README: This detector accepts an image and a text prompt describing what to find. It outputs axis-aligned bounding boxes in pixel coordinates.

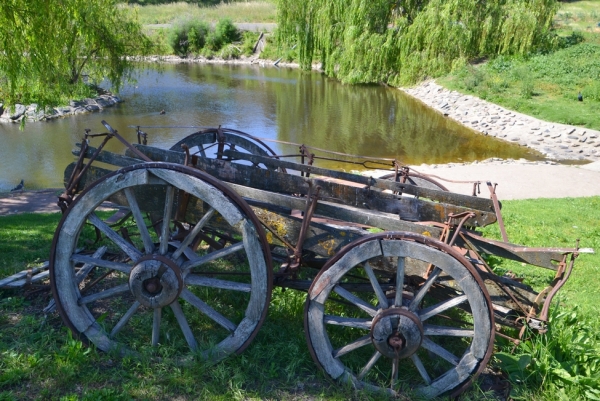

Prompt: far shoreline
[3,53,598,163]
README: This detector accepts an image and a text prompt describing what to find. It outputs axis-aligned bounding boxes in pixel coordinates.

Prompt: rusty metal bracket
[486,181,508,242]
[101,120,153,162]
[216,125,226,159]
[280,182,321,274]
[446,212,476,246]
[59,133,112,212]
[136,126,148,145]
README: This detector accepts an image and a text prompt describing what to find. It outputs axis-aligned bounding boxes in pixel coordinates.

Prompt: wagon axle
[372,308,424,360]
[129,255,183,308]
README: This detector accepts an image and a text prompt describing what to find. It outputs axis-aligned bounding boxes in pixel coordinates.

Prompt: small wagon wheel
[169,128,285,172]
[378,172,449,192]
[304,232,494,398]
[50,163,272,362]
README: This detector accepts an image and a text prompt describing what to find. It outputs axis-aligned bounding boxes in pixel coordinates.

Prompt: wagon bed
[49,121,582,398]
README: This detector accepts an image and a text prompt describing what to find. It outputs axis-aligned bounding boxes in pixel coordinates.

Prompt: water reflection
[0,63,541,192]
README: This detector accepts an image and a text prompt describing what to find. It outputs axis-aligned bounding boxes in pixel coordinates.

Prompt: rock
[2,103,26,120]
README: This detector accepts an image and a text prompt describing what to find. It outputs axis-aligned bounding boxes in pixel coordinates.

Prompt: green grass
[438,1,600,131]
[1,198,599,400]
[554,0,600,44]
[126,1,277,25]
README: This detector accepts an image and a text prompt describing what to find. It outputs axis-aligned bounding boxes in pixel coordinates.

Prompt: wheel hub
[370,307,423,359]
[129,255,183,308]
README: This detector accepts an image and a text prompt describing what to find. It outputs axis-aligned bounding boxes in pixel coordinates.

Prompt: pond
[0,63,543,192]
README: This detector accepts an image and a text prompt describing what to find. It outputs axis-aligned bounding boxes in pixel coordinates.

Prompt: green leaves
[0,0,152,107]
[277,0,560,85]
[496,306,600,399]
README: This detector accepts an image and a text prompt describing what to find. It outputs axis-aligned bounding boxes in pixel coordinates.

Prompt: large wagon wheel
[169,128,285,172]
[50,163,272,362]
[305,232,494,398]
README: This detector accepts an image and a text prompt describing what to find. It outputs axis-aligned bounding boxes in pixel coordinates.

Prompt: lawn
[126,1,277,25]
[438,1,600,132]
[1,195,599,400]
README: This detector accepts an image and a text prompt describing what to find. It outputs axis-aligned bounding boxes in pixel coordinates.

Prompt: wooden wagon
[49,121,581,398]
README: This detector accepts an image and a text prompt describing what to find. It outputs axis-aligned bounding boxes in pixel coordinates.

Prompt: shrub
[214,18,240,44]
[241,32,258,56]
[220,44,241,60]
[168,19,210,56]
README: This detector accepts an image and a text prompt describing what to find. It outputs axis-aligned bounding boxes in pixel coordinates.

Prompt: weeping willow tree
[0,0,152,107]
[276,0,558,85]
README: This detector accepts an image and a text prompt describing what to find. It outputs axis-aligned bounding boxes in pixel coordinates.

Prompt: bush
[168,19,210,57]
[220,44,241,60]
[241,32,258,56]
[214,18,240,44]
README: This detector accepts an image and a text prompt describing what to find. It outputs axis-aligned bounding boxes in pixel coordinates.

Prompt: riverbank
[401,80,600,163]
[0,93,122,123]
[141,55,600,163]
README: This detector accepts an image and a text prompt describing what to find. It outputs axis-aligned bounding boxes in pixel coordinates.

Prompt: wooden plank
[132,145,496,227]
[459,233,571,271]
[0,265,44,287]
[73,145,141,168]
[228,183,442,237]
[222,149,495,212]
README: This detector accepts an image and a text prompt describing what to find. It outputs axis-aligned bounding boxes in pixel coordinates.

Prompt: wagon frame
[49,121,581,398]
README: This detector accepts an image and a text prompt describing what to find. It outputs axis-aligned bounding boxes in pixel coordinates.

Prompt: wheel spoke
[333,285,378,317]
[71,254,131,274]
[181,242,245,272]
[152,307,162,346]
[409,267,441,312]
[410,353,432,385]
[170,301,199,351]
[110,301,141,338]
[75,246,107,284]
[324,315,371,330]
[394,257,405,307]
[391,358,399,388]
[88,213,142,261]
[159,185,176,255]
[78,283,129,305]
[124,188,155,254]
[180,289,236,332]
[332,335,371,358]
[363,262,388,309]
[421,337,460,366]
[423,324,475,337]
[172,207,216,260]
[357,351,382,380]
[185,275,251,292]
[419,294,468,321]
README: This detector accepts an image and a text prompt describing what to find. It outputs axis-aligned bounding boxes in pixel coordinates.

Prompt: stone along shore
[0,94,122,123]
[401,81,600,162]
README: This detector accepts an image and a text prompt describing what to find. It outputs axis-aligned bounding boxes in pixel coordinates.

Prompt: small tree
[0,0,152,106]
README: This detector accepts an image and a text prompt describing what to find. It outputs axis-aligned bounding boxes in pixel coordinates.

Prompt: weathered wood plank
[132,145,496,226]
[221,149,496,212]
[73,144,141,168]
[0,264,45,287]
[228,183,442,237]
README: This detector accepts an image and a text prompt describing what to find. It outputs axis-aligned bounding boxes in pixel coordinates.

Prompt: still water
[0,63,542,192]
